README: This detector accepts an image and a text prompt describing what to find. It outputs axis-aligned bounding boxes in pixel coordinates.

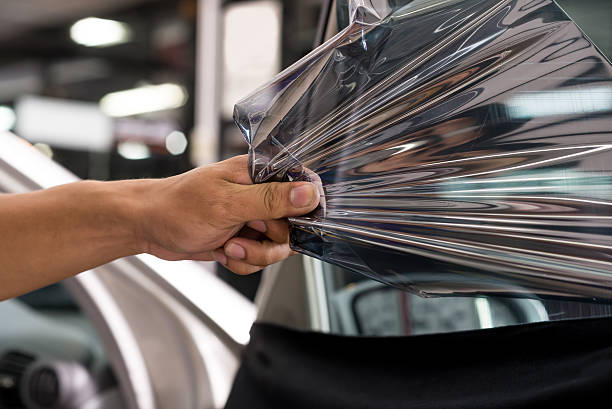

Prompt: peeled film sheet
[234,0,612,302]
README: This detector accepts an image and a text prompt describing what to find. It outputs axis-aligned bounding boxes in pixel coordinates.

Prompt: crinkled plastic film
[234,0,612,301]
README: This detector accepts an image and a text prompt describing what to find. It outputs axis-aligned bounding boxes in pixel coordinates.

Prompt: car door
[226,0,612,407]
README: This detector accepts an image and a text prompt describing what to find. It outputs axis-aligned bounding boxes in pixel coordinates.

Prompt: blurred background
[0,0,323,298]
[0,0,323,178]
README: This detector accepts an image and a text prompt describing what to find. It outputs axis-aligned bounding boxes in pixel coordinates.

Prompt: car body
[0,132,255,409]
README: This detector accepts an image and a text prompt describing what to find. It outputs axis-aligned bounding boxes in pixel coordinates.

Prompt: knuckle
[229,154,248,168]
[262,185,281,216]
[233,264,258,276]
[216,183,240,220]
[257,245,287,266]
[259,252,274,266]
[211,195,230,219]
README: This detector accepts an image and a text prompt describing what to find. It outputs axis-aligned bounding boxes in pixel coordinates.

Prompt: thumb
[232,182,320,221]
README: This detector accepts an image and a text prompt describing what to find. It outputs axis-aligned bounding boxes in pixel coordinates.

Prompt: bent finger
[224,258,264,276]
[224,237,292,267]
[246,219,290,244]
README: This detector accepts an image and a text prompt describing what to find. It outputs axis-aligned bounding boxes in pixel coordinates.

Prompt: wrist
[83,179,155,256]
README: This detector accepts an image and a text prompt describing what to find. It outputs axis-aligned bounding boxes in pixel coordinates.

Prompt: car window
[319,0,612,337]
[321,262,612,336]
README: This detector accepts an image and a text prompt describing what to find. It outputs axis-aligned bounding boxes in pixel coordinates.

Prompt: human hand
[138,155,320,274]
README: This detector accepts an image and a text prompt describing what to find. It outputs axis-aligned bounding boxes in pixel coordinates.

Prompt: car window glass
[322,263,612,336]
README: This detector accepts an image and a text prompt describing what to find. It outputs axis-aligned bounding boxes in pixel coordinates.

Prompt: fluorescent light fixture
[100,83,188,117]
[165,131,188,155]
[117,141,151,160]
[70,17,132,47]
[15,96,113,152]
[508,86,612,119]
[0,106,16,131]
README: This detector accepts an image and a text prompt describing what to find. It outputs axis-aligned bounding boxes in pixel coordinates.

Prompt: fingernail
[290,184,316,208]
[248,220,267,233]
[212,250,227,266]
[225,243,246,260]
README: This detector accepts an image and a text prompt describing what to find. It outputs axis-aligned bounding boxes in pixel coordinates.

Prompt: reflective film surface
[235,0,612,302]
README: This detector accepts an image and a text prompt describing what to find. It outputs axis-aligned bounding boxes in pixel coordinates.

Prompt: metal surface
[92,258,240,409]
[235,0,612,302]
[255,257,312,331]
[303,257,331,332]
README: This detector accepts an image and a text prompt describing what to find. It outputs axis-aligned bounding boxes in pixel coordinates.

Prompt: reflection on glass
[323,263,612,337]
[235,0,612,302]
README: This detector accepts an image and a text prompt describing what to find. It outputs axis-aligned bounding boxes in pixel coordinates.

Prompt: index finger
[246,219,290,244]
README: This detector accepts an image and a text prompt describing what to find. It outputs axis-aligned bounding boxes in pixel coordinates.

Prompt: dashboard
[0,285,124,409]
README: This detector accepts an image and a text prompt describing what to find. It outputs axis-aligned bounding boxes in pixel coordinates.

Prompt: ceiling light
[70,17,132,48]
[117,141,151,160]
[165,131,188,155]
[100,83,188,117]
[0,106,16,132]
[508,86,612,119]
[166,131,187,155]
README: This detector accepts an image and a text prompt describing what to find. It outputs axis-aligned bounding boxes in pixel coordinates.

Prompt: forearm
[0,180,148,300]
[0,155,320,299]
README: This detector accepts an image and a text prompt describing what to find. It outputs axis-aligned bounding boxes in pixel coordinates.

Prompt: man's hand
[0,154,318,300]
[139,155,320,275]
